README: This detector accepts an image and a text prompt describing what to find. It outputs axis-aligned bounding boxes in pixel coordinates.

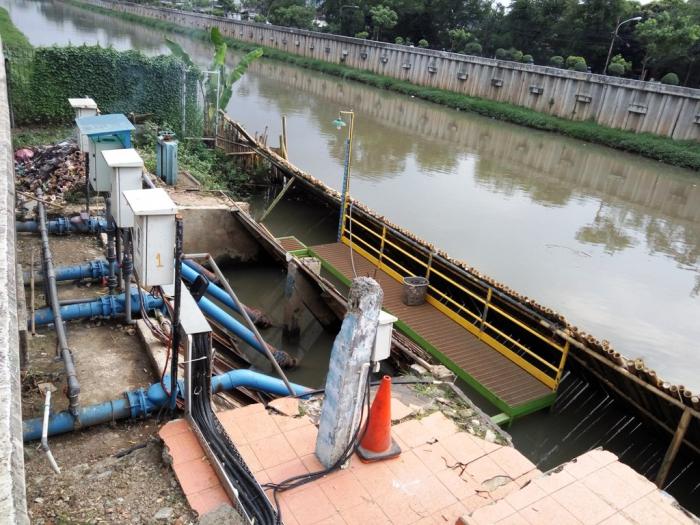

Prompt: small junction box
[102,148,144,228]
[123,188,177,287]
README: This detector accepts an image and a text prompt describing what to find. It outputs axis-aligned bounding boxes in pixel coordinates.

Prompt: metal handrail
[342,212,568,382]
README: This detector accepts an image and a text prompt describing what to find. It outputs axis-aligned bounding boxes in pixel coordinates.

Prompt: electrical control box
[102,148,144,228]
[88,135,122,192]
[68,98,98,152]
[123,188,178,287]
[372,310,398,362]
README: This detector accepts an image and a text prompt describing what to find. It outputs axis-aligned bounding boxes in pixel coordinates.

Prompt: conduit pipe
[38,195,81,417]
[23,369,311,441]
[32,290,163,327]
[17,215,107,235]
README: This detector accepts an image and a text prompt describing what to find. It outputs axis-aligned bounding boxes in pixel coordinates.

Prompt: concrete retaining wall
[0,42,29,525]
[85,0,700,141]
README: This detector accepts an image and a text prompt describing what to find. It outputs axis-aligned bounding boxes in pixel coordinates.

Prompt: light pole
[333,110,355,241]
[604,16,642,75]
[339,5,360,35]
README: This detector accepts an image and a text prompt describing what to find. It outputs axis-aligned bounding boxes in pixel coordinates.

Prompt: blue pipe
[17,216,107,235]
[181,262,242,315]
[23,369,311,441]
[196,295,265,354]
[32,290,163,326]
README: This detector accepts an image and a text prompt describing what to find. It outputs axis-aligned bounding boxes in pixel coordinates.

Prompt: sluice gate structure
[214,113,699,481]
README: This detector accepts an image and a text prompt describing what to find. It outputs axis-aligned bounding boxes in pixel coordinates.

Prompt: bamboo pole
[655,408,692,488]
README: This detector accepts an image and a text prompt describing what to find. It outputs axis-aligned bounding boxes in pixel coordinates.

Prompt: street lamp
[339,5,360,35]
[604,16,642,75]
[334,110,355,241]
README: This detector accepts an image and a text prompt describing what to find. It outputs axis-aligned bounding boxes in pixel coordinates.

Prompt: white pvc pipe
[41,390,61,474]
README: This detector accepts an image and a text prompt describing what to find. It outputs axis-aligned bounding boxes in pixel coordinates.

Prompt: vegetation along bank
[68,0,700,172]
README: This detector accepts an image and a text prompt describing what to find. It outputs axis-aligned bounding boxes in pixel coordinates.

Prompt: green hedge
[70,0,700,171]
[7,45,200,133]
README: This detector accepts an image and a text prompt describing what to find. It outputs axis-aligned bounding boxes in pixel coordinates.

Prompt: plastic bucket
[402,276,429,306]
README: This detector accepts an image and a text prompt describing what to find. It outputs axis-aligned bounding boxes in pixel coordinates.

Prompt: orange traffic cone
[357,376,402,463]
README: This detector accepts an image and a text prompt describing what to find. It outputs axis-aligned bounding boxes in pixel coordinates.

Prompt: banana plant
[165,29,263,134]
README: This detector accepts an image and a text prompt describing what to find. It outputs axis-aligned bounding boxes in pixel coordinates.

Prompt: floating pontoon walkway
[310,241,554,419]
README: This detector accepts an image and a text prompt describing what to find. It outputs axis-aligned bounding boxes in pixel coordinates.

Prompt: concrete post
[283,261,303,344]
[315,277,383,468]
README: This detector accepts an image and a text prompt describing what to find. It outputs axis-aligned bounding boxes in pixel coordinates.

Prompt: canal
[4,0,700,509]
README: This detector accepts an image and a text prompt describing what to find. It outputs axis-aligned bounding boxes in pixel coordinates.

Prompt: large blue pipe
[181,262,241,314]
[196,295,265,354]
[23,369,310,441]
[17,216,107,235]
[32,290,163,326]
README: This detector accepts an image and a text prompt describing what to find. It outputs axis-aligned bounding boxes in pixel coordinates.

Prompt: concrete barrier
[84,0,700,141]
[0,42,29,524]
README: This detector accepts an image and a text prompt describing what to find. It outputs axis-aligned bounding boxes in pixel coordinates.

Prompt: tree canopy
[234,0,700,86]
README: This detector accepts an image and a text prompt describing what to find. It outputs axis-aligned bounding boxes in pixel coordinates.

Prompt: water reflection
[3,0,699,389]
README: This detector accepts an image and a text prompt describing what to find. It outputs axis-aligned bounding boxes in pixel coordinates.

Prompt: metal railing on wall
[339,202,570,390]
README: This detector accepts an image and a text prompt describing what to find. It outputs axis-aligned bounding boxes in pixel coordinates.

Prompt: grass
[0,6,32,54]
[68,0,700,172]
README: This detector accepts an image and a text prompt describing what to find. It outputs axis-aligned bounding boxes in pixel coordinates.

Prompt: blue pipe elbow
[23,369,311,441]
[213,369,311,397]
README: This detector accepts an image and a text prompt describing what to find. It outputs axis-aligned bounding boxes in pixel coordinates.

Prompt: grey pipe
[38,195,81,417]
[105,197,117,295]
[123,229,134,324]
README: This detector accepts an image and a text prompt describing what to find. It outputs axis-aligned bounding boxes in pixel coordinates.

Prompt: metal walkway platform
[307,241,555,419]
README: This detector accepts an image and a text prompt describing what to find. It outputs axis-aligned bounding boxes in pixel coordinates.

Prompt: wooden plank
[312,242,552,409]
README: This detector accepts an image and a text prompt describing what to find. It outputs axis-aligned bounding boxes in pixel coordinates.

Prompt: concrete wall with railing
[88,0,700,141]
[0,41,29,525]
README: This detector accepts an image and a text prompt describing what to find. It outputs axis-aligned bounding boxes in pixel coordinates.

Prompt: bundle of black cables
[263,372,372,524]
[190,332,279,524]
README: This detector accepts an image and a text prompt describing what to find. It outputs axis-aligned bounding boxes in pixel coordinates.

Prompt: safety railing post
[378,225,387,268]
[479,287,493,333]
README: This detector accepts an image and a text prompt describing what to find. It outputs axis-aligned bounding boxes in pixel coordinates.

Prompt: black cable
[265,368,374,524]
[190,332,278,524]
[170,216,184,413]
[290,377,438,398]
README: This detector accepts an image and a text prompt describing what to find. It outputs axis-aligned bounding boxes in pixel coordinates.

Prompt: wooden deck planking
[277,236,306,252]
[311,242,552,409]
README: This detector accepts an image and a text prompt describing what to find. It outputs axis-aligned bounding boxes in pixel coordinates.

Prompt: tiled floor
[160,399,697,525]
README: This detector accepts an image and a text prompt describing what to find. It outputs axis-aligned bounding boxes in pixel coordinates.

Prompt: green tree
[636,2,700,80]
[269,4,315,28]
[464,42,483,55]
[660,71,679,84]
[418,38,429,48]
[566,55,587,70]
[448,28,473,52]
[607,62,625,75]
[355,31,369,39]
[549,55,564,67]
[370,5,399,40]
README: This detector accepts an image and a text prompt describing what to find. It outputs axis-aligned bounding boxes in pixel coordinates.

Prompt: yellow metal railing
[339,207,570,390]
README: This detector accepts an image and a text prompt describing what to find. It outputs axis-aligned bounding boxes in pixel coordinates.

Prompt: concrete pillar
[283,261,303,344]
[315,277,383,468]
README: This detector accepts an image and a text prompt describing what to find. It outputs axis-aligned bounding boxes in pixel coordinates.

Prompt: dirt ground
[19,233,196,524]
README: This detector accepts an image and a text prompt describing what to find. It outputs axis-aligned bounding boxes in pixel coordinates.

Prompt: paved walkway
[159,397,697,524]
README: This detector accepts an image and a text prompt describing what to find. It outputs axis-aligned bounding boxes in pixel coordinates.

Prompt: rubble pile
[15,141,85,201]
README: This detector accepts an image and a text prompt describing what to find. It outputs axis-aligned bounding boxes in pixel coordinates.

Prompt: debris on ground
[15,140,84,203]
